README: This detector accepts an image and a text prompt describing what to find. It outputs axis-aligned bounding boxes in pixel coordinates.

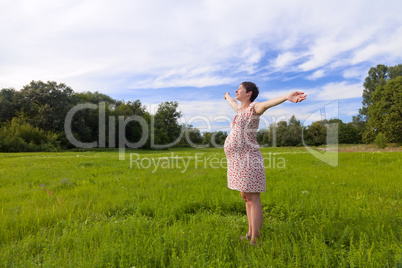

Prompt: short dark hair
[241,81,259,102]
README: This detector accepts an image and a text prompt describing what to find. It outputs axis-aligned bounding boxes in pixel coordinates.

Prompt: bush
[374,132,387,149]
[0,118,60,152]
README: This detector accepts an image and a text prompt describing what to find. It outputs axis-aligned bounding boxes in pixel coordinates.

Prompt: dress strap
[250,102,261,116]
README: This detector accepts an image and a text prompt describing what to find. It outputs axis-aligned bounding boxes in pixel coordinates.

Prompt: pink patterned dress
[224,102,266,193]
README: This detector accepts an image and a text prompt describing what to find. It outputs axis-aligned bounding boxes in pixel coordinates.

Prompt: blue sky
[1,0,402,131]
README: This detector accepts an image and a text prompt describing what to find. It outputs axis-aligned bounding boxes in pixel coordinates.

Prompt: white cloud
[176,100,235,132]
[351,26,402,64]
[342,66,368,81]
[0,0,401,97]
[259,89,304,100]
[297,28,376,72]
[316,82,363,100]
[257,85,363,125]
[271,52,303,70]
[307,69,325,80]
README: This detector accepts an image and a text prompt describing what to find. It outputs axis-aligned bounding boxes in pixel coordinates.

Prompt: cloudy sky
[1,0,401,130]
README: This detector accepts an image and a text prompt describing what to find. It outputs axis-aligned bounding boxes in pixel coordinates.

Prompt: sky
[1,0,402,131]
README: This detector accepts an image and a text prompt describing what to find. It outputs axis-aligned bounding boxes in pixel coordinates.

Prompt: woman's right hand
[224,92,229,99]
[286,91,307,103]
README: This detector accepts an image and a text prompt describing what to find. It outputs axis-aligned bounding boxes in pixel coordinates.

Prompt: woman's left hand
[286,91,307,103]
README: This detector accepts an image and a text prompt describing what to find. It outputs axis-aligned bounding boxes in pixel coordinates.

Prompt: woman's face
[235,85,251,101]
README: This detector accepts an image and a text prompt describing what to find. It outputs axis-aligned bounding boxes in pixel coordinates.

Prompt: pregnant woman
[224,82,306,245]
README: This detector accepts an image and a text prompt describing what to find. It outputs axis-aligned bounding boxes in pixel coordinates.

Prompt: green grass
[0,147,401,267]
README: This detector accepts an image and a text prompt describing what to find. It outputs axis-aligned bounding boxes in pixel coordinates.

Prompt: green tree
[357,64,402,126]
[186,126,203,146]
[114,100,148,147]
[272,117,302,147]
[212,131,228,146]
[388,64,402,79]
[287,115,302,146]
[256,129,267,145]
[305,120,327,146]
[359,64,389,123]
[0,88,18,124]
[374,132,387,149]
[178,124,203,147]
[264,123,276,146]
[67,91,118,147]
[275,121,289,147]
[16,81,75,132]
[154,101,182,145]
[114,100,144,116]
[200,131,227,147]
[350,115,364,143]
[74,91,116,104]
[364,76,402,144]
[327,119,360,144]
[202,132,213,147]
[342,122,361,144]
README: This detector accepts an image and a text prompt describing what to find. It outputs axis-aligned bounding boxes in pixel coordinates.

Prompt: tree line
[354,64,402,144]
[0,64,400,152]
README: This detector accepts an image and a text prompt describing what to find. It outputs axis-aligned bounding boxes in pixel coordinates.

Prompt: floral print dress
[224,102,266,193]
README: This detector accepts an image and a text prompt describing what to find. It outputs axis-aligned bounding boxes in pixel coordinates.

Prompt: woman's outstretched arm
[224,92,239,112]
[254,91,306,115]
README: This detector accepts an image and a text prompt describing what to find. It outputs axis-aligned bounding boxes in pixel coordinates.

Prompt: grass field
[0,147,401,267]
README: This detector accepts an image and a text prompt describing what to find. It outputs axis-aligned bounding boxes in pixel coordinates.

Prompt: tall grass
[0,148,401,267]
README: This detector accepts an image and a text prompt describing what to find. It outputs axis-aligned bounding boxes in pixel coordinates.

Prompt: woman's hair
[241,81,259,102]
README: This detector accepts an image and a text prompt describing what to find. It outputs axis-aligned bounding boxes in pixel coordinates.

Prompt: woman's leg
[244,192,263,244]
[241,192,252,237]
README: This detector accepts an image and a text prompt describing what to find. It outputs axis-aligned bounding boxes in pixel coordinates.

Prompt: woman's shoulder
[250,102,261,115]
